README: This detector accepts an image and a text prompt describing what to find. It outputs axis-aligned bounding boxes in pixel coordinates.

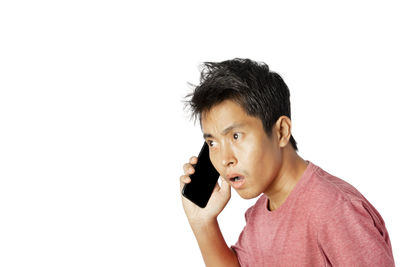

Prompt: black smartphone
[182,142,220,208]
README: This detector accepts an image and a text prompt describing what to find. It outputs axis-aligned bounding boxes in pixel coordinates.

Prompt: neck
[264,148,308,211]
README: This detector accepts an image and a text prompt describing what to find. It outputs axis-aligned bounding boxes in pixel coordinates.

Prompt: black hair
[185,58,298,151]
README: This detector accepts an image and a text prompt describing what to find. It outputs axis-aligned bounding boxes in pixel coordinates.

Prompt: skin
[179,99,309,266]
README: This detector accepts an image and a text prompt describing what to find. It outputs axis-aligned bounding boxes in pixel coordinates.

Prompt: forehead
[202,99,245,119]
[201,100,257,132]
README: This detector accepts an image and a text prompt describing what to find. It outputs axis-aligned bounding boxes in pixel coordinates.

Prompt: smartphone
[182,142,220,208]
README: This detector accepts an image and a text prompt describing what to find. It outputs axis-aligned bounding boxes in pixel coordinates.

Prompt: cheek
[236,143,262,173]
[245,137,266,159]
[248,148,267,174]
[240,138,276,177]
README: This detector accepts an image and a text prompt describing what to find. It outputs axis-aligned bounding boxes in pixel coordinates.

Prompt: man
[179,58,395,266]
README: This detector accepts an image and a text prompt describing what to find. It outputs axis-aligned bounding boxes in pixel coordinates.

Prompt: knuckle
[185,164,193,173]
[180,175,189,184]
[183,163,189,171]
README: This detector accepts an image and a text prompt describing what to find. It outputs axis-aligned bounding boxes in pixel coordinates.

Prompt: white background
[1,1,399,266]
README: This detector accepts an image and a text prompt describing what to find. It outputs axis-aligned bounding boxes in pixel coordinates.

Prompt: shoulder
[306,163,387,234]
[306,163,367,210]
[306,166,394,265]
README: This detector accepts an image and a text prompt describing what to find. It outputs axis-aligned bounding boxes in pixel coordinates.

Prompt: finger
[180,175,191,191]
[220,178,231,194]
[183,163,195,175]
[180,175,191,184]
[189,156,198,165]
[212,180,221,193]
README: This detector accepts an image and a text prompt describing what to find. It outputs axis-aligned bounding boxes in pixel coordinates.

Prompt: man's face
[202,100,283,199]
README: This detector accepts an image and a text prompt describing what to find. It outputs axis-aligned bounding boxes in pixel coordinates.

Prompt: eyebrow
[203,123,245,139]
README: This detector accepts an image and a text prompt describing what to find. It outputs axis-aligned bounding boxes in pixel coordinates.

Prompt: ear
[275,116,292,148]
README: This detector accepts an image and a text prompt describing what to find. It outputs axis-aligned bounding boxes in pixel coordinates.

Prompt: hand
[180,156,231,227]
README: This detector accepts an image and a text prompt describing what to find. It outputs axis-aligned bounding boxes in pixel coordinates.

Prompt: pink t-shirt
[231,161,395,266]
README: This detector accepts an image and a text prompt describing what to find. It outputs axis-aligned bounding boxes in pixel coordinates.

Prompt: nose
[221,144,237,167]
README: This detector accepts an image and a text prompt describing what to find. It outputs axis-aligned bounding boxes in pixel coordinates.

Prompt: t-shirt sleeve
[317,199,395,266]
[231,206,254,267]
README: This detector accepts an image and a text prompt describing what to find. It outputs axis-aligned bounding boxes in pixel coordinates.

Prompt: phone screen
[182,142,220,208]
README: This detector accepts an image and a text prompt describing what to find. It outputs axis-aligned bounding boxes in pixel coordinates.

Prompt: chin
[237,189,261,200]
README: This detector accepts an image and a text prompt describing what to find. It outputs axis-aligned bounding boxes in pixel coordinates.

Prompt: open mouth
[229,175,245,189]
[230,176,243,182]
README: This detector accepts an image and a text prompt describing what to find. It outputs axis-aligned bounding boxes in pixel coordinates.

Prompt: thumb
[220,178,231,195]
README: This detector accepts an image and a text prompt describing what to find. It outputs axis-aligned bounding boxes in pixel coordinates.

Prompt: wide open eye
[207,140,215,147]
[233,133,241,140]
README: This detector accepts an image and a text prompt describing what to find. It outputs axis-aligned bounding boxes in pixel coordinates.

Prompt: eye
[233,133,241,140]
[207,140,215,147]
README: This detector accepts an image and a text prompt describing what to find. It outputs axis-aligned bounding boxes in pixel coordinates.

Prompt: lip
[226,173,246,189]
